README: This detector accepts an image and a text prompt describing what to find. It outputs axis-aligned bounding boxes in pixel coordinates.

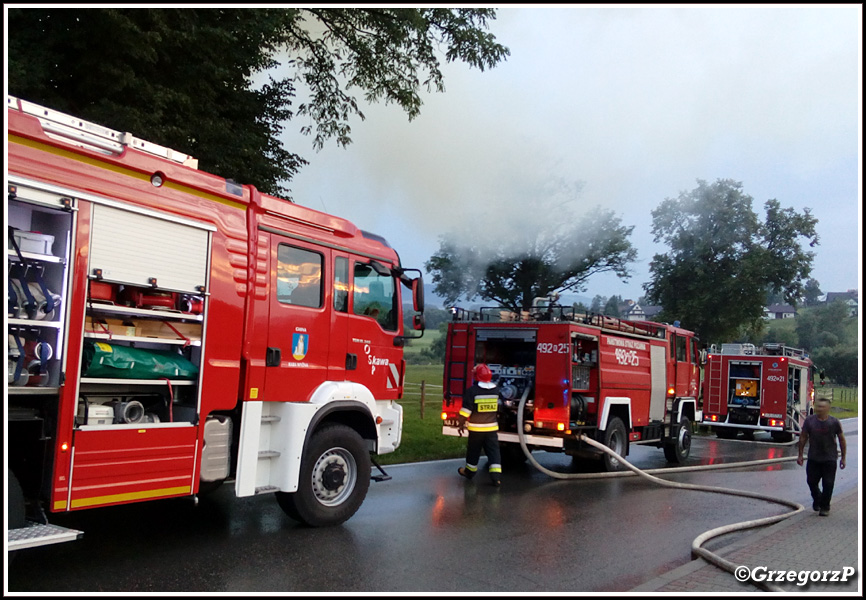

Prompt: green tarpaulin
[82,341,199,380]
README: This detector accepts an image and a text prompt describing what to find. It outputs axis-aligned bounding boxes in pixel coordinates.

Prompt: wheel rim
[311,447,357,507]
[678,424,691,456]
[608,428,624,466]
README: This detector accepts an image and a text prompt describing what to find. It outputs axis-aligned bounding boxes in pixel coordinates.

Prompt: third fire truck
[702,342,815,442]
[441,300,702,470]
[7,96,425,550]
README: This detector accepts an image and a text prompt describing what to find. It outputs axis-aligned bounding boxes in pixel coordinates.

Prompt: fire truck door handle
[346,353,358,370]
[266,347,281,367]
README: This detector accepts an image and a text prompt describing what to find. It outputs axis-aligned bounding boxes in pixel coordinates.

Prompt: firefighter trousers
[464,430,502,481]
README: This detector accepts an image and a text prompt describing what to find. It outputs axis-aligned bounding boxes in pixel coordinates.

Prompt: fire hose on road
[516,391,803,592]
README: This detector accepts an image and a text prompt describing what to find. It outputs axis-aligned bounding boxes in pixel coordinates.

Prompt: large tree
[8,8,509,198]
[644,179,818,344]
[425,207,636,311]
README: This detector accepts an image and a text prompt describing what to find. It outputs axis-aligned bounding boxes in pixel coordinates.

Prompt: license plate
[444,417,460,427]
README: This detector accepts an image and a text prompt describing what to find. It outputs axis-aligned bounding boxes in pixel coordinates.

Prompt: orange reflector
[61,442,69,452]
[441,412,448,421]
[376,416,383,424]
[667,387,675,396]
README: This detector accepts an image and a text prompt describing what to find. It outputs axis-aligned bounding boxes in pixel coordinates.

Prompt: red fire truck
[6,96,425,549]
[440,301,702,471]
[702,343,815,442]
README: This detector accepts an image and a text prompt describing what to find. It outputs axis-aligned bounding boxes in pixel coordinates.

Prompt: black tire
[664,417,692,464]
[772,431,794,443]
[9,470,27,529]
[715,426,738,439]
[500,442,529,466]
[601,417,628,472]
[276,424,371,527]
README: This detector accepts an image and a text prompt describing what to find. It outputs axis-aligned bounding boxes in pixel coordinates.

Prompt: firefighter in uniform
[458,363,503,486]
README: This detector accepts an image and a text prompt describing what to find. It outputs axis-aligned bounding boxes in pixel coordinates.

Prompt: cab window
[675,335,688,362]
[353,263,397,331]
[276,245,323,308]
[334,256,349,313]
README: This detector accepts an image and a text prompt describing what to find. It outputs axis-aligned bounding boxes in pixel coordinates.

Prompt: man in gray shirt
[797,397,847,516]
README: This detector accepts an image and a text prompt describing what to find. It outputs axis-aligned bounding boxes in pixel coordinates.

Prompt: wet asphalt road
[7,419,858,593]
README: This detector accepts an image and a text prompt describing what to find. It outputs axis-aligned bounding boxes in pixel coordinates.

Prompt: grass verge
[377,363,466,465]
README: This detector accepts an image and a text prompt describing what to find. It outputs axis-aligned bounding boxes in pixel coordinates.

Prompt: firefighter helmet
[473,363,492,383]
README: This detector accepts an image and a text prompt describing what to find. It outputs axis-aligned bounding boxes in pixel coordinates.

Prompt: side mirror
[412,276,424,314]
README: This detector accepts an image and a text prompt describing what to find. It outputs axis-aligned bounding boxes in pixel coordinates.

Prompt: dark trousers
[806,460,837,510]
[464,431,502,475]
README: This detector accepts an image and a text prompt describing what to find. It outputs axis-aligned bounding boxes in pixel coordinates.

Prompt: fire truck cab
[702,342,815,442]
[7,96,425,549]
[441,302,702,470]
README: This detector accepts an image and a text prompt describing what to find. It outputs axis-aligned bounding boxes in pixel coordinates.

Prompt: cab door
[671,333,695,397]
[264,236,330,402]
[329,253,350,381]
[345,258,402,399]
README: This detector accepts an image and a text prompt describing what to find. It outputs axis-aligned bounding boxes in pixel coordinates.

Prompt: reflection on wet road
[8,419,857,593]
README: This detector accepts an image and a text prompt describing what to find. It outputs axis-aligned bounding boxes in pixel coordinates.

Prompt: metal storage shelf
[8,250,65,264]
[86,303,203,322]
[80,378,197,386]
[83,332,201,346]
[8,318,63,329]
[8,387,61,396]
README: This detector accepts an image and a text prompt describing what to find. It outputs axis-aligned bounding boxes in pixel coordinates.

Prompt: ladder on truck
[706,357,724,415]
[7,95,198,167]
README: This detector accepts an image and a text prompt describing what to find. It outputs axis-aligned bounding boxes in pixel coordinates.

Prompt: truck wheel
[276,424,371,527]
[771,431,794,443]
[664,418,692,464]
[500,442,528,466]
[601,417,627,472]
[715,427,738,439]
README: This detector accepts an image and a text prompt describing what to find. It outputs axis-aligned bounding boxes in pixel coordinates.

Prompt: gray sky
[280,5,862,307]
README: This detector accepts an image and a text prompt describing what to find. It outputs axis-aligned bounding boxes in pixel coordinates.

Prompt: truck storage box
[734,379,758,397]
[77,403,114,426]
[12,230,55,255]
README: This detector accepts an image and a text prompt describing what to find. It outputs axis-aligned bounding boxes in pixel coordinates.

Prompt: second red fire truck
[441,300,702,470]
[702,342,815,442]
[7,96,425,550]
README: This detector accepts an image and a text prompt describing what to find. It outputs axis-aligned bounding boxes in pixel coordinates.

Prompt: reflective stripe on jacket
[461,383,500,432]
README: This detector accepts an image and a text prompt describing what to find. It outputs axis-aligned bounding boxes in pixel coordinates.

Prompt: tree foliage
[794,300,851,352]
[425,207,637,311]
[812,345,858,387]
[643,179,818,344]
[8,7,509,198]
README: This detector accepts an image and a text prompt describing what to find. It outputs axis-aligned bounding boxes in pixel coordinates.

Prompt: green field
[820,385,859,419]
[378,362,466,465]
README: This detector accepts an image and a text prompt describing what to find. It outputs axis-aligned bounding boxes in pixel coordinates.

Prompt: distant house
[618,299,646,321]
[824,290,858,317]
[642,305,664,321]
[764,304,797,320]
